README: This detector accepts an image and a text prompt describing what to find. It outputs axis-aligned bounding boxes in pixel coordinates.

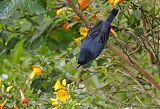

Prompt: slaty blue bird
[77,8,118,67]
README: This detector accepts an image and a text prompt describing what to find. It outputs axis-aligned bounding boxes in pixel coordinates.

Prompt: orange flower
[62,22,70,30]
[32,65,42,76]
[72,15,80,20]
[28,65,42,81]
[19,89,28,105]
[78,0,90,11]
[0,99,7,109]
[108,0,125,6]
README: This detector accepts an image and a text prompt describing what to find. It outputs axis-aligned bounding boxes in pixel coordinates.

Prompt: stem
[65,0,91,28]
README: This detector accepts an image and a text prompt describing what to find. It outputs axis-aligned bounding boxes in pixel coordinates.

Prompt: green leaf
[0,0,46,19]
[92,74,101,88]
[101,66,107,74]
[27,0,46,14]
[132,10,141,20]
[0,42,5,52]
[0,0,29,19]
[0,0,19,19]
[11,40,24,63]
[30,18,52,43]
[47,28,74,49]
[36,0,47,9]
[135,26,144,37]
[150,7,155,15]
[6,36,19,53]
[55,18,64,25]
[118,11,124,20]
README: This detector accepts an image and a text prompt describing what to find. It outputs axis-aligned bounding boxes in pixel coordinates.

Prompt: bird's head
[78,48,92,66]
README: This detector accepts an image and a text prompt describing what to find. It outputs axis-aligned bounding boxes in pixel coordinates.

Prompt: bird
[77,8,118,67]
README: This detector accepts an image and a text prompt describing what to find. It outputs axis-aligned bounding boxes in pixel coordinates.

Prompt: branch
[107,44,160,89]
[65,0,91,28]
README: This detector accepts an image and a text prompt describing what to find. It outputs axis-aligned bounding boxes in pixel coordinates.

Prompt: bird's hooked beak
[76,64,81,69]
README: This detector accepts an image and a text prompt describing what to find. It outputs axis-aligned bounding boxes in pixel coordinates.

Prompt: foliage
[0,0,160,108]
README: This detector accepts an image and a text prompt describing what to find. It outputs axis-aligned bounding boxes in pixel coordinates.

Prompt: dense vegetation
[0,0,160,108]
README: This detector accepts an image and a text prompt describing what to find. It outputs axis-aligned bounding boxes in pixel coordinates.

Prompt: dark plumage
[78,8,118,66]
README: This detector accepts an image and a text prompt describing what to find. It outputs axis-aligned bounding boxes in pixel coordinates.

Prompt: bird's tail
[101,8,118,31]
[106,8,118,24]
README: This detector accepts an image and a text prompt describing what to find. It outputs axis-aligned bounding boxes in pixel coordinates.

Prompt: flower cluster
[56,7,81,31]
[51,79,69,108]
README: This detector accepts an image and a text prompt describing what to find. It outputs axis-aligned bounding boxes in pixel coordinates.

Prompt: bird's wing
[85,21,103,39]
[98,30,110,44]
[80,21,103,49]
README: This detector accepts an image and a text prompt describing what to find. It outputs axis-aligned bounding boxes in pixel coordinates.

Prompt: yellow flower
[50,98,59,106]
[54,79,69,101]
[74,36,85,45]
[14,104,19,109]
[79,27,89,37]
[54,80,66,91]
[6,86,13,93]
[56,89,69,101]
[56,9,62,16]
[108,0,125,6]
[110,27,117,36]
[74,27,89,45]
